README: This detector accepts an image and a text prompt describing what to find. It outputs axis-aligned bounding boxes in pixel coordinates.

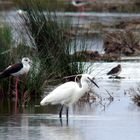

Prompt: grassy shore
[0,0,91,105]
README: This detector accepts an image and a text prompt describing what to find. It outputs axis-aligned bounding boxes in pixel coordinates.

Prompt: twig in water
[105,89,114,101]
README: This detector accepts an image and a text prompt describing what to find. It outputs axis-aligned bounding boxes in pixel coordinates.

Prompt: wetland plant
[0,0,91,104]
[132,94,140,106]
[0,25,13,95]
[0,24,38,101]
[20,0,87,81]
[104,31,140,56]
[129,87,140,107]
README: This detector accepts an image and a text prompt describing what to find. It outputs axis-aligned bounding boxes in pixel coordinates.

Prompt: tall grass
[0,26,34,97]
[14,0,90,104]
[14,0,65,11]
[0,0,90,104]
[21,0,86,81]
[0,26,12,95]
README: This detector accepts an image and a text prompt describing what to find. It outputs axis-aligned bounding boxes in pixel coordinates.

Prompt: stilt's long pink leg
[15,77,19,113]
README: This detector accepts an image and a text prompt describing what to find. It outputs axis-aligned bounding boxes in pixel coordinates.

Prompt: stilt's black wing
[0,63,23,78]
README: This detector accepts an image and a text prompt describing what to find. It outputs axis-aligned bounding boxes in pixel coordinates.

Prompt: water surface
[0,62,140,140]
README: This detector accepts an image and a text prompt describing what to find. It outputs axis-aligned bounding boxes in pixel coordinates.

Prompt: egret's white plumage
[41,82,83,106]
[40,74,99,120]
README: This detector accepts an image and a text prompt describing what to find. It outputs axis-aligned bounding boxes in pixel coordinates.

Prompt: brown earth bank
[72,50,121,62]
[72,29,140,62]
[1,0,140,13]
[104,31,140,56]
[66,0,140,13]
[0,1,14,10]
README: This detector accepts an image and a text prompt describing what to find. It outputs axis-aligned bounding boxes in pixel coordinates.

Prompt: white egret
[40,74,99,121]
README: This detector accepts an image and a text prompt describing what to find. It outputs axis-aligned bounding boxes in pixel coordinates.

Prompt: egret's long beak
[88,77,99,88]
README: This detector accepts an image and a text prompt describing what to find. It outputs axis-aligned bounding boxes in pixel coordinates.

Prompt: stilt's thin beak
[88,77,99,88]
[29,60,33,65]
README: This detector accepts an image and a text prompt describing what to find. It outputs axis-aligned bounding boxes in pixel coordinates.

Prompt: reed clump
[21,0,86,81]
[0,0,89,104]
[104,31,140,56]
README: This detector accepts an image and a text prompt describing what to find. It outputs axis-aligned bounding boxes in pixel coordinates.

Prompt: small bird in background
[72,0,88,7]
[40,74,99,124]
[107,64,122,78]
[71,0,90,12]
[17,9,26,15]
[0,57,31,109]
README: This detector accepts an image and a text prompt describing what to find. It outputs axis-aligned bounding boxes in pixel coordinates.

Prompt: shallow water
[0,61,140,140]
[0,98,140,140]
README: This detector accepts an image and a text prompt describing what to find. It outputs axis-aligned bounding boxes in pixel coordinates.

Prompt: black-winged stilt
[107,64,122,78]
[0,57,31,108]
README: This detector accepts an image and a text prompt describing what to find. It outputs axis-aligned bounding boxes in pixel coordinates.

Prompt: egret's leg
[66,107,69,125]
[60,117,63,126]
[59,105,64,119]
[66,107,69,119]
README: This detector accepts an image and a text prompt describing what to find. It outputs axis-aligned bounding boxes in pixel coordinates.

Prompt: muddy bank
[0,1,14,10]
[68,0,140,13]
[72,50,120,62]
[67,1,140,13]
[3,0,140,13]
[104,31,140,56]
[72,30,140,61]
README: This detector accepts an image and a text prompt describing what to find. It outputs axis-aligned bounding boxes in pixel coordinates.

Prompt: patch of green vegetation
[0,25,13,95]
[21,0,86,80]
[0,0,91,104]
[14,0,65,11]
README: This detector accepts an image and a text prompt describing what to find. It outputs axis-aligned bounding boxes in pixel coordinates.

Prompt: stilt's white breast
[11,64,30,76]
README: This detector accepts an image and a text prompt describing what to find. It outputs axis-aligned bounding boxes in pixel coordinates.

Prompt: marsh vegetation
[0,0,93,105]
